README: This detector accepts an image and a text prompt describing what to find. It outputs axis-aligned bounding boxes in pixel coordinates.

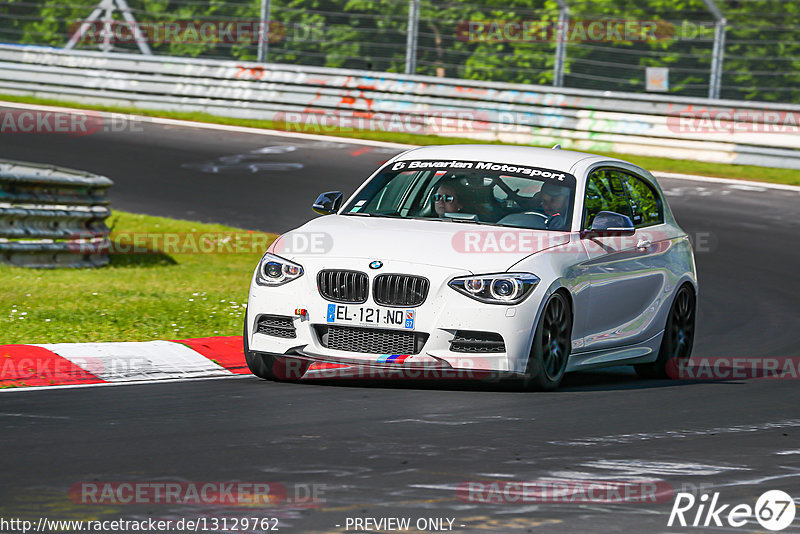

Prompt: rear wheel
[522,291,572,391]
[243,321,309,381]
[634,284,696,379]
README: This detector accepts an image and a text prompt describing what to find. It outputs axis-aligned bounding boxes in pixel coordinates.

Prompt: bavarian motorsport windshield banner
[386,159,577,185]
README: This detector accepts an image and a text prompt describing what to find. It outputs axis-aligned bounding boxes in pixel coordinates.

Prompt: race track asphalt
[1,111,799,533]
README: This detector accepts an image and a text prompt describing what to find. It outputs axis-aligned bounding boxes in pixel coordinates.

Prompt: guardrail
[0,159,113,268]
[0,44,799,169]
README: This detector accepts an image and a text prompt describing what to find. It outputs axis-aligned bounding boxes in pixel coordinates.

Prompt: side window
[620,172,663,227]
[583,169,632,229]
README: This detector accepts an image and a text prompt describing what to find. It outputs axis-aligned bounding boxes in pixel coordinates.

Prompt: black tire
[243,322,309,381]
[522,291,572,391]
[634,284,696,379]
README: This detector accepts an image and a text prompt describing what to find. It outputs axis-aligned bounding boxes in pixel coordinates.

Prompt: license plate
[326,304,415,329]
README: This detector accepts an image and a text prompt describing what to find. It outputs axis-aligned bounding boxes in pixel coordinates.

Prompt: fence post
[405,0,420,75]
[65,0,152,55]
[258,0,272,63]
[709,19,726,99]
[553,0,569,87]
[701,0,726,99]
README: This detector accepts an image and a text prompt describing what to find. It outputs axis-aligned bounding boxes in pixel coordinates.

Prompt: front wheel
[522,291,572,391]
[243,321,309,381]
[634,284,696,379]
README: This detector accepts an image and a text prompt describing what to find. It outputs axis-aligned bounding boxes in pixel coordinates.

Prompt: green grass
[0,211,276,344]
[2,92,798,186]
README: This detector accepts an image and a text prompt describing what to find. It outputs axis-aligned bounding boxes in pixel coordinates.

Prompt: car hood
[269,215,571,272]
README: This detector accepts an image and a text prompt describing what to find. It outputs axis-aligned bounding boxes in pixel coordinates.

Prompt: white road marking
[728,184,767,192]
[548,419,800,446]
[580,459,748,476]
[653,171,800,192]
[0,412,70,419]
[547,470,667,481]
[714,470,800,489]
[35,340,233,382]
[0,374,251,394]
[384,418,479,425]
[0,100,413,149]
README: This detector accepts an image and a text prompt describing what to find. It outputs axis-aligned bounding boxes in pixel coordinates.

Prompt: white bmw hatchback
[244,145,697,390]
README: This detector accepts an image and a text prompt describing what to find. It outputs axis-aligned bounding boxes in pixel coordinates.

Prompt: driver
[538,183,569,217]
[535,183,570,230]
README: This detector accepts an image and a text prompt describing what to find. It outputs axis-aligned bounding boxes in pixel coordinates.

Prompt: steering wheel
[526,211,549,223]
[546,213,567,230]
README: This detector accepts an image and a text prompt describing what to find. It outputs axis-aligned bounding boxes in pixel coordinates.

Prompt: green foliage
[0,0,797,102]
[0,211,276,344]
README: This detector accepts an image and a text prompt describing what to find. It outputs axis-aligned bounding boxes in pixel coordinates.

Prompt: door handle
[637,239,652,250]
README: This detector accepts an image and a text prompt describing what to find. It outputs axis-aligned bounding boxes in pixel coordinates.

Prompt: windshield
[341,159,577,231]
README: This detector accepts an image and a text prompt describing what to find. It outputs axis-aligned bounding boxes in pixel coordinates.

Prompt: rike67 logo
[669,490,796,531]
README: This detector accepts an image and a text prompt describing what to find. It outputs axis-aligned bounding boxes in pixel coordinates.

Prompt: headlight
[255,253,304,286]
[449,273,539,304]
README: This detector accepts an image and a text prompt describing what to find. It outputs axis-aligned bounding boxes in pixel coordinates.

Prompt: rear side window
[583,169,632,230]
[620,172,663,227]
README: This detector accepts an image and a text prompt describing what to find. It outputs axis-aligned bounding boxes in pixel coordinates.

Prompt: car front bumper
[246,259,547,375]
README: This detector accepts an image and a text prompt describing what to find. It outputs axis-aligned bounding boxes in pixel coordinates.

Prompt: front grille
[373,274,430,307]
[314,325,428,355]
[256,314,296,338]
[318,270,368,303]
[450,330,506,353]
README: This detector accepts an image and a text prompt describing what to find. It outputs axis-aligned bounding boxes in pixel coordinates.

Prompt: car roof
[392,144,630,175]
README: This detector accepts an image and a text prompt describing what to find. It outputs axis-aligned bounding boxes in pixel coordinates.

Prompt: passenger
[433,181,466,217]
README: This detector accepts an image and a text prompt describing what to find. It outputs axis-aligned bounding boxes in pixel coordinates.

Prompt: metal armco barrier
[0,159,113,268]
[0,44,799,169]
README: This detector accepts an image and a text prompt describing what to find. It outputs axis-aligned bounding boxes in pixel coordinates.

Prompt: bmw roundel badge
[369,260,383,269]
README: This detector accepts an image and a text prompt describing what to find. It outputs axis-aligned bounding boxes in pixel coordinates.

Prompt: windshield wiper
[441,217,484,225]
[343,212,406,219]
[344,213,524,227]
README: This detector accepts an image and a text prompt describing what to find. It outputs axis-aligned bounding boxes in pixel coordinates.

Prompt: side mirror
[581,211,635,237]
[312,191,343,215]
